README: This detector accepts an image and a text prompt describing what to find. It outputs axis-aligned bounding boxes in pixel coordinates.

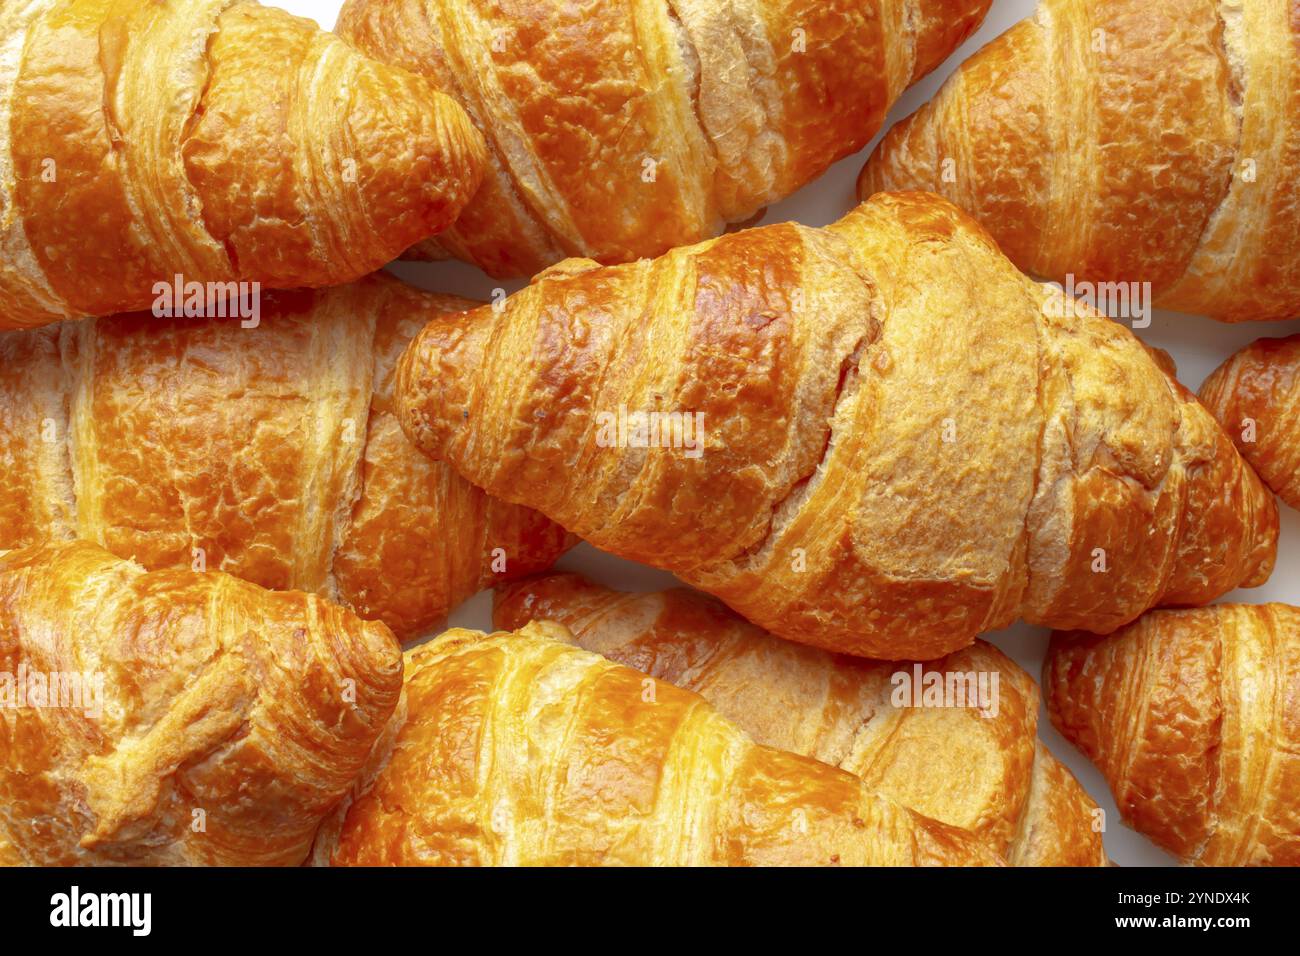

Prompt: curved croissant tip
[490,572,590,629]
[340,58,488,243]
[909,0,995,83]
[490,578,536,630]
[340,613,404,688]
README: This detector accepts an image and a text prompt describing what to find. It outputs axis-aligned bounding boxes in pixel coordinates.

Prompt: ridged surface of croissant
[396,191,1277,660]
[0,274,569,642]
[1199,334,1300,510]
[1046,604,1300,866]
[0,539,403,866]
[0,0,486,329]
[493,572,1108,866]
[336,0,991,277]
[858,0,1300,322]
[323,620,1003,866]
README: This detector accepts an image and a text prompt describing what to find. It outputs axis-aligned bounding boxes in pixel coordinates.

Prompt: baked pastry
[1046,604,1300,866]
[0,0,486,329]
[0,274,569,642]
[320,620,1003,866]
[857,0,1300,322]
[336,0,992,277]
[1199,334,1300,510]
[494,572,1108,866]
[0,539,402,866]
[395,191,1278,660]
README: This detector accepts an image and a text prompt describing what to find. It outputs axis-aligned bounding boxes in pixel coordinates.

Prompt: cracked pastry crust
[1199,333,1300,510]
[395,191,1278,661]
[0,539,403,866]
[336,0,992,277]
[0,0,486,329]
[1046,604,1300,866]
[0,274,570,642]
[321,620,1003,866]
[493,572,1109,866]
[859,0,1300,322]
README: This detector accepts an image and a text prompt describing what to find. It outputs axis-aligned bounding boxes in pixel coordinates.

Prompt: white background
[286,0,1300,866]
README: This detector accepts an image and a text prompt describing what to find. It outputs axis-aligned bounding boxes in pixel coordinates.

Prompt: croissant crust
[493,572,1108,866]
[324,620,1003,866]
[0,274,570,642]
[396,191,1277,660]
[0,540,402,866]
[1046,604,1300,866]
[0,0,486,328]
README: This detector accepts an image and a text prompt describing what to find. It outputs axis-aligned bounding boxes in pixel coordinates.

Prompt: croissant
[857,0,1300,323]
[335,0,992,277]
[0,539,402,866]
[0,0,486,329]
[493,572,1108,866]
[320,620,1002,866]
[1198,334,1300,510]
[1045,604,1300,866]
[395,191,1278,660]
[0,274,569,642]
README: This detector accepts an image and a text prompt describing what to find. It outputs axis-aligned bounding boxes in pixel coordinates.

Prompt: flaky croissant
[0,540,402,866]
[0,274,569,642]
[858,0,1300,322]
[1199,334,1300,511]
[1046,604,1300,866]
[396,191,1277,661]
[494,573,1108,866]
[0,0,486,329]
[320,620,1002,866]
[336,0,991,277]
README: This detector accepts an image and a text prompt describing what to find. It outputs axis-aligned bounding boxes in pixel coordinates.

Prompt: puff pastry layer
[338,0,991,276]
[859,0,1300,322]
[396,191,1277,660]
[0,0,485,328]
[1199,334,1300,510]
[494,572,1108,865]
[1047,604,1300,865]
[0,540,401,866]
[322,621,1003,866]
[0,274,569,641]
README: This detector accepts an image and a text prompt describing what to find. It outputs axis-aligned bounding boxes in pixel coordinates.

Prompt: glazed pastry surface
[1199,334,1300,510]
[859,0,1300,322]
[494,572,1109,866]
[396,191,1277,660]
[1046,604,1300,866]
[0,274,569,641]
[0,0,485,328]
[0,540,402,866]
[337,0,992,276]
[324,620,1003,866]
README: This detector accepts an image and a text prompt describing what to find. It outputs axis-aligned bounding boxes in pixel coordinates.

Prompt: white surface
[288,0,1300,866]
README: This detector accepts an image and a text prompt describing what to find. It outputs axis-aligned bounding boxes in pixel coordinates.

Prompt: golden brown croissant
[0,539,402,866]
[1199,334,1300,510]
[320,620,1003,866]
[493,572,1108,866]
[395,191,1278,660]
[1046,604,1300,866]
[335,0,992,277]
[0,274,569,642]
[0,0,486,329]
[857,0,1300,322]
